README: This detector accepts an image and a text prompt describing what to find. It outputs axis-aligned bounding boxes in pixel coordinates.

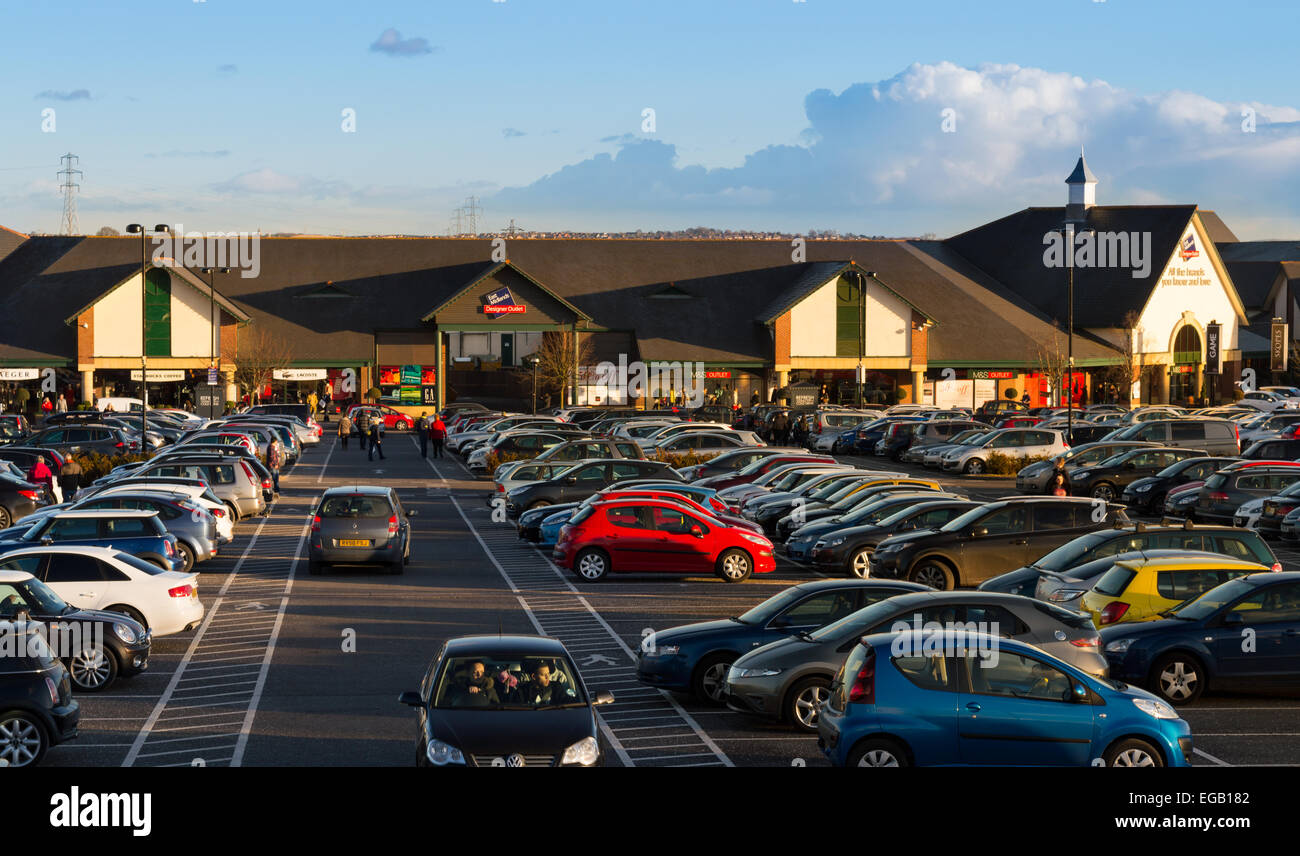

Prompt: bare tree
[1096,311,1143,405]
[222,327,294,404]
[96,226,120,236]
[531,329,593,405]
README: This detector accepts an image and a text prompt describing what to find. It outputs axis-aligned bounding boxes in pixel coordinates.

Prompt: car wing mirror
[689,525,704,537]
[565,476,577,484]
[1072,682,1088,702]
[594,690,615,706]
[397,690,423,707]
[970,526,988,538]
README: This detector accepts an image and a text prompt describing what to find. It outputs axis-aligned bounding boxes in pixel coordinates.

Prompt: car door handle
[1010,539,1027,545]
[606,533,618,539]
[966,702,981,712]
[79,592,96,598]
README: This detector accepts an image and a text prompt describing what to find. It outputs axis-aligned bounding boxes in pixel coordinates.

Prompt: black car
[505,459,683,516]
[1066,424,1121,446]
[869,497,1128,589]
[398,635,613,767]
[782,492,967,560]
[0,418,30,446]
[1121,456,1239,514]
[1241,437,1300,460]
[1101,572,1300,705]
[1067,446,1208,501]
[810,499,982,577]
[0,446,68,474]
[0,566,150,691]
[308,486,414,574]
[774,480,946,540]
[26,424,136,456]
[1195,462,1300,524]
[0,474,42,529]
[0,620,79,766]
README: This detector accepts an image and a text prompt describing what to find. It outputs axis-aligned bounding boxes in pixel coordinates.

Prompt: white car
[940,428,1068,475]
[634,422,734,448]
[0,545,203,636]
[1233,497,1266,530]
[613,419,680,440]
[450,415,556,453]
[1238,391,1289,412]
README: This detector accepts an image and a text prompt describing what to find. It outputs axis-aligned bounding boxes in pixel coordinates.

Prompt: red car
[994,416,1044,429]
[597,488,763,533]
[346,405,415,431]
[553,498,776,582]
[695,454,836,491]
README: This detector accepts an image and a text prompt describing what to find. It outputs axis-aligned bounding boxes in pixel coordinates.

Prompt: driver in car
[518,661,576,706]
[447,660,500,707]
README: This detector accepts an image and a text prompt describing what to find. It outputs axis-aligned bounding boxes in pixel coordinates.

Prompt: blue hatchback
[1101,572,1300,706]
[818,631,1192,767]
[0,509,183,572]
[636,579,930,703]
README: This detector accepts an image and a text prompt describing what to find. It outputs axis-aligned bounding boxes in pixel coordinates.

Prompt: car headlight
[1133,697,1179,720]
[827,536,845,547]
[1071,469,1091,479]
[646,644,680,656]
[561,736,601,766]
[876,543,901,555]
[112,622,138,643]
[739,533,771,547]
[1047,588,1086,603]
[1105,638,1135,653]
[425,739,466,766]
[1134,483,1152,492]
[729,666,782,680]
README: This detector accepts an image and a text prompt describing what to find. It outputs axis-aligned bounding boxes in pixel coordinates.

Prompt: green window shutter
[144,269,171,357]
[835,279,861,357]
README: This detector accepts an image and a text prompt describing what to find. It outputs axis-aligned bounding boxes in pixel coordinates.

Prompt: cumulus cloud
[502,128,526,138]
[493,62,1300,236]
[370,28,436,57]
[36,89,90,101]
[211,168,347,198]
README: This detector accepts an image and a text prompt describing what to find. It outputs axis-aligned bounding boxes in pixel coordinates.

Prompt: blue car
[0,509,183,572]
[1101,572,1300,706]
[818,630,1192,767]
[636,579,930,703]
[849,418,924,456]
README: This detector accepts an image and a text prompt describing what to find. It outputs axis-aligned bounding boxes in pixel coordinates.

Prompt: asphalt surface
[41,437,1300,768]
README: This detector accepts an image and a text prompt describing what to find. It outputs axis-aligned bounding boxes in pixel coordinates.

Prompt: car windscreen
[738,587,806,624]
[432,655,586,709]
[319,495,393,518]
[1167,577,1259,622]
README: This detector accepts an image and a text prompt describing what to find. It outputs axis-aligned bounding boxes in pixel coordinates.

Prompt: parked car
[1066,446,1208,501]
[782,492,969,560]
[133,456,267,520]
[674,447,792,482]
[651,431,759,459]
[1237,410,1300,446]
[0,620,79,766]
[398,635,613,766]
[0,568,150,692]
[0,510,182,572]
[899,420,984,463]
[1241,437,1300,460]
[1120,456,1239,514]
[1080,555,1270,628]
[0,545,202,635]
[725,591,1107,733]
[307,486,415,575]
[869,497,1127,589]
[25,424,137,456]
[553,498,776,582]
[1242,480,1300,536]
[920,429,992,468]
[810,499,983,577]
[495,437,647,482]
[1193,461,1300,524]
[347,404,417,431]
[505,459,684,516]
[466,431,568,473]
[775,480,948,540]
[972,400,1029,423]
[1101,572,1300,704]
[636,579,932,703]
[0,474,42,529]
[818,630,1190,766]
[1015,441,1157,494]
[1104,418,1240,455]
[940,428,1069,475]
[807,410,883,452]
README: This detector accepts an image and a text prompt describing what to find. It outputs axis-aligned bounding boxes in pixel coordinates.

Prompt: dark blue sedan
[1101,572,1300,705]
[635,579,930,703]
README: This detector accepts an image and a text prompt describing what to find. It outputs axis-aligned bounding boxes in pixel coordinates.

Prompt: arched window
[1173,325,1201,365]
[144,268,171,357]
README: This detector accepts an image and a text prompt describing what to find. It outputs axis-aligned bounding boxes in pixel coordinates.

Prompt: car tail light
[262,479,272,489]
[18,489,38,501]
[165,540,176,557]
[45,675,59,706]
[239,461,259,486]
[1272,562,1283,572]
[212,507,226,518]
[848,645,876,704]
[168,584,194,598]
[388,515,399,536]
[1069,635,1101,648]
[311,515,321,532]
[115,441,126,449]
[1099,601,1130,625]
[497,483,505,492]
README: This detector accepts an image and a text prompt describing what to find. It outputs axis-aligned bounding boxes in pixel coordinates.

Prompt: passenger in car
[445,660,500,707]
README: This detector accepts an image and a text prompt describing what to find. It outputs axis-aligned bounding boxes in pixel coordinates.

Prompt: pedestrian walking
[368,421,385,461]
[337,413,351,450]
[267,438,284,494]
[57,456,82,502]
[27,455,54,503]
[416,412,429,458]
[55,394,67,413]
[430,416,447,458]
[355,409,370,452]
[308,391,318,417]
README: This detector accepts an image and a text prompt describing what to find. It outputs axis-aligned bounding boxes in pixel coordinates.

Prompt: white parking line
[315,436,338,483]
[1194,747,1232,766]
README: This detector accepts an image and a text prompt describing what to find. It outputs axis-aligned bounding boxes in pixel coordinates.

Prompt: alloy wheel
[0,715,44,767]
[1158,660,1199,702]
[700,662,729,703]
[1112,748,1157,767]
[849,550,871,578]
[793,685,828,728]
[857,749,900,767]
[70,648,111,689]
[578,553,607,580]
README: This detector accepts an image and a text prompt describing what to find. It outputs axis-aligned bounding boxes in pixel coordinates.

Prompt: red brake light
[1099,601,1130,625]
[388,515,399,536]
[1069,635,1100,648]
[115,441,126,449]
[168,584,194,598]
[262,479,272,489]
[311,514,321,532]
[18,489,38,501]
[848,645,876,704]
[1208,491,1229,502]
[212,507,226,518]
[1273,562,1283,572]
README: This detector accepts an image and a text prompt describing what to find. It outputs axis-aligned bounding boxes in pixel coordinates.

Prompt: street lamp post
[125,223,170,456]
[199,266,230,418]
[528,356,539,414]
[1058,222,1093,443]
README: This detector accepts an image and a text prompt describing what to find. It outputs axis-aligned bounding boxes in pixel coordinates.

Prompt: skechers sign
[482,287,526,316]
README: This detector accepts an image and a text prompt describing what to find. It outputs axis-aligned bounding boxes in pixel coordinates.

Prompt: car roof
[321,485,394,497]
[1116,555,1269,572]
[790,579,933,594]
[50,508,158,518]
[444,635,569,656]
[0,544,120,558]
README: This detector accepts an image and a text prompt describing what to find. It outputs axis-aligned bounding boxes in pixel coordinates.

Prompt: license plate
[337,539,371,547]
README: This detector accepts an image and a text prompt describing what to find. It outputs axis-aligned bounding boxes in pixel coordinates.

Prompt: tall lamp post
[527,356,539,414]
[125,223,170,455]
[1054,221,1094,442]
[199,266,230,418]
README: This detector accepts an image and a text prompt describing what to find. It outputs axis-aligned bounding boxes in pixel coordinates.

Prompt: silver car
[134,457,266,521]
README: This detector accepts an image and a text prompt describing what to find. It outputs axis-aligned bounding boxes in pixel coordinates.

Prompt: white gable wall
[789,275,911,358]
[93,270,216,358]
[1134,222,1239,357]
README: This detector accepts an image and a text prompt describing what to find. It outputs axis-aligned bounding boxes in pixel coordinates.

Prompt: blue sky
[2,0,1297,237]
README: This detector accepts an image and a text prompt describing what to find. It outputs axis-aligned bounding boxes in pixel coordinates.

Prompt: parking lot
[38,432,1300,768]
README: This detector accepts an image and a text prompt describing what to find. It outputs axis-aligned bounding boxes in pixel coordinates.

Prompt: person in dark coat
[368,421,385,461]
[446,661,499,707]
[57,457,82,502]
[416,412,429,458]
[355,409,370,452]
[517,661,576,706]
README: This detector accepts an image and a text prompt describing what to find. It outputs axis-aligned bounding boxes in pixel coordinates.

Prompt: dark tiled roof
[1217,241,1300,263]
[0,226,26,266]
[1223,262,1282,315]
[1065,154,1098,184]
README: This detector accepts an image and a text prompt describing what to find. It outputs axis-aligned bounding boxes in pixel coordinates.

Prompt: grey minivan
[1107,418,1239,455]
[134,456,266,521]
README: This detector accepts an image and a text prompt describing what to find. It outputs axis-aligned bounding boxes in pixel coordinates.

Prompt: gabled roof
[419,260,591,323]
[1216,241,1300,263]
[754,261,937,326]
[1222,261,1282,315]
[1198,210,1238,244]
[0,225,27,267]
[61,263,253,325]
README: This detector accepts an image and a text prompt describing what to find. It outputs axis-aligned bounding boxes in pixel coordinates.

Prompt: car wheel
[847,548,872,578]
[528,500,553,511]
[1104,738,1164,767]
[225,502,241,523]
[964,458,986,475]
[105,605,148,630]
[0,506,10,529]
[1150,652,1205,705]
[830,441,839,453]
[575,548,610,581]
[691,653,735,705]
[785,676,832,732]
[716,548,753,582]
[1090,483,1117,502]
[175,541,197,574]
[847,737,909,768]
[0,711,48,768]
[68,646,119,692]
[909,559,955,590]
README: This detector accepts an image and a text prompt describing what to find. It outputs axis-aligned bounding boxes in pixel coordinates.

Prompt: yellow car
[1081,555,1271,627]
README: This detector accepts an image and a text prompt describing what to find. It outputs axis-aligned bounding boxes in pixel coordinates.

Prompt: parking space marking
[1194,748,1232,766]
[450,495,733,768]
